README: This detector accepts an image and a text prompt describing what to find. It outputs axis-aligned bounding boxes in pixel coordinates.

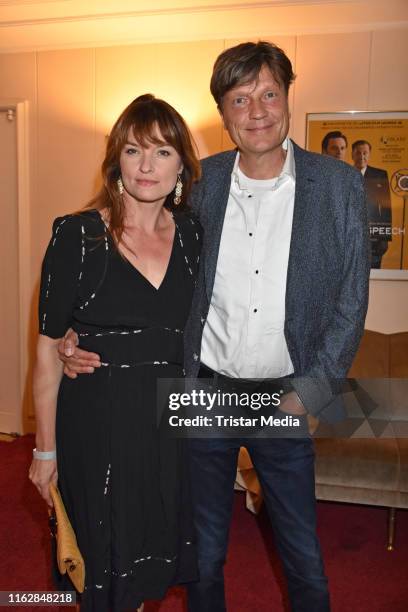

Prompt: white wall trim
[0,0,63,5]
[0,1,357,26]
[0,21,407,54]
[16,100,30,435]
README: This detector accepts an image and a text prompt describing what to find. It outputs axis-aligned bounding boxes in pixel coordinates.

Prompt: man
[321,130,348,161]
[60,42,370,611]
[352,139,392,268]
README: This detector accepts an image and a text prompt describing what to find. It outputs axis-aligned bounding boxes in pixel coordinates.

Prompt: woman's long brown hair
[86,94,201,246]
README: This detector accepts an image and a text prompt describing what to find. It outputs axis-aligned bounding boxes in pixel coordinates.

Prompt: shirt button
[255,270,259,274]
[253,308,258,313]
[248,194,252,198]
[249,232,253,237]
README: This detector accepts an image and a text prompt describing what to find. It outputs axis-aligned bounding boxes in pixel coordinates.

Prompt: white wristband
[33,448,56,460]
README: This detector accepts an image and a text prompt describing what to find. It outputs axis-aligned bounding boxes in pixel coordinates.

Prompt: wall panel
[35,48,95,267]
[0,52,37,102]
[368,29,408,110]
[293,32,371,146]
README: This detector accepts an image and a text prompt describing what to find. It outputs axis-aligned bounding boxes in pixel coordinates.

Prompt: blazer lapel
[203,151,236,301]
[285,142,317,322]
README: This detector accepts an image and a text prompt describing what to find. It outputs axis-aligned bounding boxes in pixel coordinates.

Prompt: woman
[29,94,202,611]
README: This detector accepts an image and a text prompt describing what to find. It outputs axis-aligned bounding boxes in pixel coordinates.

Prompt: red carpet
[1,435,407,611]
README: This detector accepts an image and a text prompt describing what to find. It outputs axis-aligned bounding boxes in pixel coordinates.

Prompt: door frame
[0,100,30,434]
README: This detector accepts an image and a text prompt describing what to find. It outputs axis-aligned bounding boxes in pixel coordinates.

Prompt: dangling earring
[117,176,124,195]
[174,174,182,206]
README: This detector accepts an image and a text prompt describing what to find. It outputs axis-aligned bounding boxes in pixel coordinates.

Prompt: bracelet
[33,448,56,460]
[292,391,304,407]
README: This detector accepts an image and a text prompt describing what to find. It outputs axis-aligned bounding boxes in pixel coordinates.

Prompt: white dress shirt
[201,138,296,379]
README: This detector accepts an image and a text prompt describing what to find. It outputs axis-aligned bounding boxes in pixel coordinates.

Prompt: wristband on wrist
[33,448,56,460]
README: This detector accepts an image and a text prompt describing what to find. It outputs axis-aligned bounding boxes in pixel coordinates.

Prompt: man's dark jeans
[187,434,330,612]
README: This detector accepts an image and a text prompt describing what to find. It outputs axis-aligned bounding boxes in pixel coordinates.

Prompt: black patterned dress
[39,209,201,611]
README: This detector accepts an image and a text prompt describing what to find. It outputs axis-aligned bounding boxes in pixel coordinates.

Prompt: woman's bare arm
[28,335,63,506]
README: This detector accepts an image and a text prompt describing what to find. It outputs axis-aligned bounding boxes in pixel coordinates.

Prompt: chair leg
[387,507,396,551]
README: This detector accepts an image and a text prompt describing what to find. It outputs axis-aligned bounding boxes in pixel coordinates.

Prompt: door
[0,108,21,433]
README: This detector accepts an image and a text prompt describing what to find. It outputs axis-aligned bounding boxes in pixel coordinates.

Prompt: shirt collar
[232,137,296,190]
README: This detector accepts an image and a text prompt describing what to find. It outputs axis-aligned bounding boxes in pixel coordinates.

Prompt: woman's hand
[29,458,58,507]
[58,328,101,378]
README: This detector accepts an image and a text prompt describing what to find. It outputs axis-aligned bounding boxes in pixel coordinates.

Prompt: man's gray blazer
[184,140,370,422]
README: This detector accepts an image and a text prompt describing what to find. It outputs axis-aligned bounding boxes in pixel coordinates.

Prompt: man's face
[325,137,347,160]
[352,144,371,170]
[219,65,289,157]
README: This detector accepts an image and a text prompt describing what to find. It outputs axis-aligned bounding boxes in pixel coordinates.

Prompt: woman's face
[119,125,183,206]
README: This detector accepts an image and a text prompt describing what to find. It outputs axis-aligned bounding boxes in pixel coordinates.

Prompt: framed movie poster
[306,111,408,279]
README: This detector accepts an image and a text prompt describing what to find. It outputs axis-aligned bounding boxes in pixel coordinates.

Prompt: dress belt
[100,360,182,369]
[198,363,292,391]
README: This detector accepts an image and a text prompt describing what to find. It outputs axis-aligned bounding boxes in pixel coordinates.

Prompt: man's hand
[279,391,307,416]
[57,328,101,379]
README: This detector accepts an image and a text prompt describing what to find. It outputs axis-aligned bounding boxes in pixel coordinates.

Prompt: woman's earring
[174,174,182,206]
[117,176,124,195]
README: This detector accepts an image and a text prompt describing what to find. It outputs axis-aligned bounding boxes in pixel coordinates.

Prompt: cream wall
[0,25,407,430]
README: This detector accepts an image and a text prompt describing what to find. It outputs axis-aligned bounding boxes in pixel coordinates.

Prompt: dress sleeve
[39,215,83,339]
